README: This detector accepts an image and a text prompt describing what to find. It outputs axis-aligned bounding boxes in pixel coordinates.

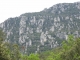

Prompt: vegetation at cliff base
[0,29,80,60]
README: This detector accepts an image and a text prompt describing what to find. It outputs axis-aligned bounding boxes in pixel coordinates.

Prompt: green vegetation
[1,29,80,60]
[39,35,80,60]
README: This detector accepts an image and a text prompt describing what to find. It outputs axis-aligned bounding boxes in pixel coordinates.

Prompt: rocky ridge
[0,2,80,54]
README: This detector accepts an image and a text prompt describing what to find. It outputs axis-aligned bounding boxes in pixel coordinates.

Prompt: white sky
[0,0,79,23]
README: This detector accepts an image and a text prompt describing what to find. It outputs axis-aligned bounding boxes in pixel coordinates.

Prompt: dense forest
[0,29,80,60]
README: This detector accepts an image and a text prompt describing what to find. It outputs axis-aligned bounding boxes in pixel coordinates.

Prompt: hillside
[0,2,80,54]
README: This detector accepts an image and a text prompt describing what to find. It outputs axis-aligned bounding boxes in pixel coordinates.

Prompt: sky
[0,0,79,23]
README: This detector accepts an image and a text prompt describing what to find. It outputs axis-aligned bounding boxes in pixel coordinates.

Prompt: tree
[28,53,40,60]
[0,29,10,60]
[11,44,20,60]
[20,54,28,60]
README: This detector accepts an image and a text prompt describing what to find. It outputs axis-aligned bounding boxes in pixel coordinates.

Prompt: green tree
[0,30,10,60]
[20,54,28,60]
[11,44,20,60]
[28,53,40,60]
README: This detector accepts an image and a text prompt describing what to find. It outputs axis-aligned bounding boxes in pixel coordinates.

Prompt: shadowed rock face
[0,2,80,54]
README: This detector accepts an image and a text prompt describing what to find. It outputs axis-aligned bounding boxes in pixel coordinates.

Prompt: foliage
[28,53,40,60]
[39,35,80,60]
[0,30,10,60]
[1,29,80,60]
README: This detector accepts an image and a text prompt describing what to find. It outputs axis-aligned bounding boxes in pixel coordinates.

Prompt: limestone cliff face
[0,2,80,54]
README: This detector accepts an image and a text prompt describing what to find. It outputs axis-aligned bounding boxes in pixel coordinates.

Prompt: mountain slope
[0,2,80,54]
